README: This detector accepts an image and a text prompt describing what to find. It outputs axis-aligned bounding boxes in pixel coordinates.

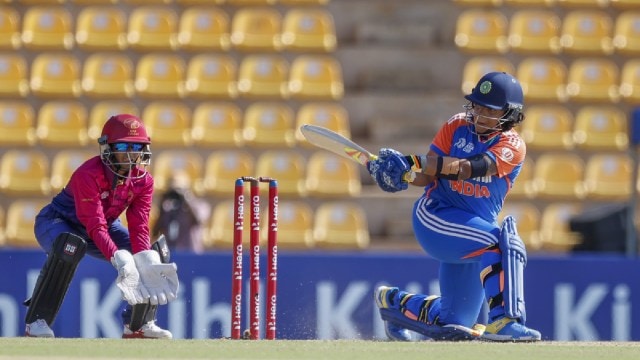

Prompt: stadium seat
[530,152,585,200]
[508,157,534,199]
[519,105,574,150]
[508,9,561,54]
[70,0,121,4]
[134,54,186,99]
[237,55,289,99]
[556,0,610,8]
[5,200,48,248]
[191,102,244,148]
[566,58,620,103]
[30,53,81,98]
[87,101,139,141]
[462,57,515,94]
[516,57,568,102]
[503,0,555,5]
[81,53,134,98]
[0,150,51,196]
[288,55,344,100]
[572,106,628,151]
[127,7,178,51]
[0,101,36,147]
[583,154,632,201]
[206,200,248,249]
[22,7,74,50]
[185,54,238,99]
[0,7,21,49]
[0,54,29,98]
[294,102,351,147]
[196,150,255,197]
[242,102,296,148]
[613,11,640,56]
[50,150,94,192]
[313,202,370,250]
[122,0,172,4]
[75,6,127,50]
[279,0,330,5]
[498,202,541,250]
[619,59,640,104]
[266,200,314,249]
[454,9,508,54]
[141,101,192,147]
[230,7,282,52]
[175,0,224,4]
[453,0,503,5]
[35,101,89,148]
[178,7,230,52]
[152,150,203,192]
[538,203,583,252]
[560,10,613,55]
[281,8,337,52]
[306,152,361,198]
[226,0,276,6]
[610,0,639,9]
[254,150,307,197]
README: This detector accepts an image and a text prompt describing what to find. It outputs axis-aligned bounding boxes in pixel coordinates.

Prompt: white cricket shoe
[25,319,55,338]
[123,321,172,339]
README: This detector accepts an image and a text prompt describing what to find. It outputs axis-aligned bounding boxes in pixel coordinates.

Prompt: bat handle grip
[402,171,416,183]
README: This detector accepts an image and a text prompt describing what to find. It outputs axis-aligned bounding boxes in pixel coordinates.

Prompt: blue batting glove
[367,148,410,193]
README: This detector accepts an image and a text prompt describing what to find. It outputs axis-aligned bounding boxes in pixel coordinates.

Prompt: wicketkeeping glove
[133,250,179,306]
[111,249,150,305]
[366,148,410,193]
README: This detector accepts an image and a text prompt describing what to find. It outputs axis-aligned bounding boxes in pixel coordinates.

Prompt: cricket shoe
[25,319,54,338]
[374,286,412,341]
[123,321,172,339]
[482,317,541,342]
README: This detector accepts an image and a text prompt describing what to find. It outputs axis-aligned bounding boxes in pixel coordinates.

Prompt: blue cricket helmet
[465,72,525,131]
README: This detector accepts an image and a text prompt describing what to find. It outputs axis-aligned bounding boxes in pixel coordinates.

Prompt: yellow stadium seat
[508,10,561,54]
[81,53,134,99]
[620,59,640,104]
[572,106,628,151]
[560,10,613,55]
[152,150,203,192]
[295,102,350,147]
[191,102,244,148]
[556,0,610,8]
[583,154,632,201]
[35,101,89,148]
[70,0,120,4]
[142,101,192,147]
[613,11,640,56]
[18,0,67,3]
[243,102,296,148]
[462,57,515,94]
[455,9,508,54]
[508,157,534,199]
[0,101,36,147]
[0,150,51,196]
[75,6,127,50]
[279,0,330,5]
[175,0,224,6]
[230,7,282,52]
[306,152,361,198]
[237,55,289,99]
[566,58,619,103]
[504,0,555,5]
[226,0,276,5]
[50,150,94,192]
[517,57,567,103]
[0,54,29,97]
[185,54,238,99]
[196,150,255,197]
[255,150,306,197]
[266,200,314,249]
[538,203,583,252]
[178,7,230,52]
[520,105,574,150]
[127,7,178,51]
[121,0,172,4]
[313,202,370,250]
[288,55,344,100]
[531,152,585,200]
[21,7,74,50]
[87,101,139,142]
[498,202,541,250]
[5,200,48,248]
[134,54,185,99]
[281,8,336,52]
[0,7,21,49]
[453,0,503,5]
[30,53,81,98]
[610,0,639,9]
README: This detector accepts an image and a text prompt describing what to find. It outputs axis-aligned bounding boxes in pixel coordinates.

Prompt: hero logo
[63,243,77,255]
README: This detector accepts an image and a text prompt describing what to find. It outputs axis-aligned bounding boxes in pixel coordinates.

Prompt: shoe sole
[379,308,480,341]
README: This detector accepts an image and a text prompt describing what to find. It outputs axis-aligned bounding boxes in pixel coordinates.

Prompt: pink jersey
[50,156,154,259]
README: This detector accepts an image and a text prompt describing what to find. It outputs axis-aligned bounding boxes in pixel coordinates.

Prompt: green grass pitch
[1,339,640,360]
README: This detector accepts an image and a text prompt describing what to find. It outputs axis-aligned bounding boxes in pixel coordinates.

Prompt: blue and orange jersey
[425,113,526,223]
[49,156,154,259]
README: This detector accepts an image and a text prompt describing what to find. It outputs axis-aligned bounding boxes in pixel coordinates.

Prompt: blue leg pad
[379,308,482,341]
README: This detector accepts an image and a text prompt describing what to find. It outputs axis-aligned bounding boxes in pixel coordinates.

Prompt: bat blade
[299,124,376,166]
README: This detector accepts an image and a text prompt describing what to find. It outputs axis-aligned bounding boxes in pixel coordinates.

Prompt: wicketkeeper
[368,72,541,342]
[25,114,179,339]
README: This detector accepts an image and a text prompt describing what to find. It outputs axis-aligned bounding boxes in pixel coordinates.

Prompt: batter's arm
[405,151,497,186]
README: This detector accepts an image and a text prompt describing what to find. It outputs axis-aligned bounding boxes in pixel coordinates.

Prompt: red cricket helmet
[100,114,151,144]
